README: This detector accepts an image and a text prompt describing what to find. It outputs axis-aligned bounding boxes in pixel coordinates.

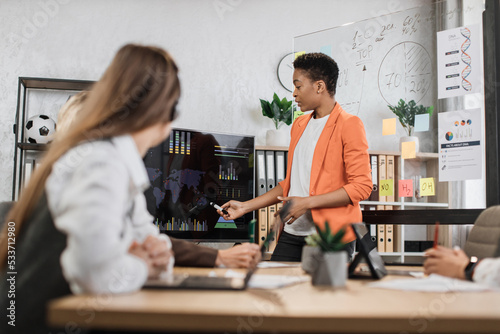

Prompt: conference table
[48,265,500,333]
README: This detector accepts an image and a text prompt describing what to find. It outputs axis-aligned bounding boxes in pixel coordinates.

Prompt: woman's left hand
[276,196,310,224]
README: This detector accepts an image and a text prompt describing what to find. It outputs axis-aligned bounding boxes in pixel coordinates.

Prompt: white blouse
[474,258,500,288]
[46,135,173,294]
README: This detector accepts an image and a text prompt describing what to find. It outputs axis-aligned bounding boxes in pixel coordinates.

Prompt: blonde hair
[0,44,181,268]
[56,91,88,135]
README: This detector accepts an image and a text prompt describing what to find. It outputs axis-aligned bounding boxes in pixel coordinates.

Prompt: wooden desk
[48,266,500,333]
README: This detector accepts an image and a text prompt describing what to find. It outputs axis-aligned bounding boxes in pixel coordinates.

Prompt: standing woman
[220,53,372,261]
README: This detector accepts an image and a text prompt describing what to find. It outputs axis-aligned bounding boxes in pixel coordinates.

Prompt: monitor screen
[143,128,255,242]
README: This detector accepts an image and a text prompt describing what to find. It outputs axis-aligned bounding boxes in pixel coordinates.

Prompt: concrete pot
[312,251,348,287]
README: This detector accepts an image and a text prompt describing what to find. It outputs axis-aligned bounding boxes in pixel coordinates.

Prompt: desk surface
[48,265,500,334]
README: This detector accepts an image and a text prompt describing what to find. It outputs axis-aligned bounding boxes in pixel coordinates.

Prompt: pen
[433,221,440,249]
[210,202,229,215]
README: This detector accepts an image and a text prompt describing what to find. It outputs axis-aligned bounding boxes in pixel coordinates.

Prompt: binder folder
[267,205,278,252]
[369,155,379,201]
[265,150,275,191]
[256,150,267,196]
[258,207,268,246]
[275,151,286,184]
[385,224,394,252]
[377,224,385,253]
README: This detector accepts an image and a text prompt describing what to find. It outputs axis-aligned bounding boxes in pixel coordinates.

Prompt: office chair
[464,205,500,260]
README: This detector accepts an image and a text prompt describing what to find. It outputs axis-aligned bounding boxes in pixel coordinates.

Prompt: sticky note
[414,114,430,132]
[420,177,435,196]
[320,45,332,57]
[398,179,413,198]
[294,51,305,59]
[401,141,416,159]
[379,179,394,197]
[382,118,396,136]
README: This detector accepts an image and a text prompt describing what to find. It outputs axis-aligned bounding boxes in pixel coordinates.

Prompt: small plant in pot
[388,99,433,153]
[260,93,298,146]
[301,233,322,274]
[311,223,347,287]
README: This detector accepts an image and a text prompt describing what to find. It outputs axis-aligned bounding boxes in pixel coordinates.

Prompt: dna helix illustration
[460,27,472,91]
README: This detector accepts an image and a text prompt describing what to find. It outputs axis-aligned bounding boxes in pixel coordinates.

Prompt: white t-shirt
[284,114,330,236]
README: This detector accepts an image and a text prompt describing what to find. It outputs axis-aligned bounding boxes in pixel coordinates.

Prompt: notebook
[143,221,278,290]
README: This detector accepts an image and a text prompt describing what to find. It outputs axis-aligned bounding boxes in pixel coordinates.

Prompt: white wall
[0,0,425,201]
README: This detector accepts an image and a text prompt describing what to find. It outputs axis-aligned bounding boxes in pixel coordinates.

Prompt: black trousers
[270,231,356,262]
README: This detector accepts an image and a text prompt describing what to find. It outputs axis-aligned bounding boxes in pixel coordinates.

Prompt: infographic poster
[438,109,482,182]
[437,24,481,99]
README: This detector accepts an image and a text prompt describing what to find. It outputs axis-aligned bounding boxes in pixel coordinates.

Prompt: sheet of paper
[401,141,416,159]
[414,113,430,132]
[257,262,301,269]
[382,118,396,136]
[294,51,305,59]
[369,274,497,292]
[438,108,482,181]
[398,179,413,198]
[437,25,482,99]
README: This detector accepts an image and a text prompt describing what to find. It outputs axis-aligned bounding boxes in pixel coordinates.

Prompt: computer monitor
[143,127,255,242]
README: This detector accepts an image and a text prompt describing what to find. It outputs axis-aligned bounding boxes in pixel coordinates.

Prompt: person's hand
[220,200,246,220]
[128,236,173,279]
[423,246,469,280]
[215,243,261,268]
[276,196,310,224]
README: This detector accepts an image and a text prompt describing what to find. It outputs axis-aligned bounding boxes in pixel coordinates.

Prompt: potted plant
[260,93,297,146]
[311,223,347,287]
[301,233,322,274]
[388,99,434,153]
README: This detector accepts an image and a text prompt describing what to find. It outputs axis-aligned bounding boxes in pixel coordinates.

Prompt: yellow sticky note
[401,141,416,159]
[294,51,305,59]
[379,179,394,197]
[382,118,396,136]
[420,177,435,196]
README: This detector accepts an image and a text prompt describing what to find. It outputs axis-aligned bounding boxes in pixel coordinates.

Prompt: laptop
[143,221,276,290]
[348,223,415,279]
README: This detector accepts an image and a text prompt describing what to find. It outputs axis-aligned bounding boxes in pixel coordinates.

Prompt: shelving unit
[254,146,452,263]
[12,77,94,200]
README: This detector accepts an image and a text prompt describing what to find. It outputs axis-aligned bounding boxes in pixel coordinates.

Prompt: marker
[210,202,228,215]
[433,221,440,249]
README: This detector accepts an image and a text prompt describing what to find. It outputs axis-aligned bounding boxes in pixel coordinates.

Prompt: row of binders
[365,154,398,252]
[255,150,288,252]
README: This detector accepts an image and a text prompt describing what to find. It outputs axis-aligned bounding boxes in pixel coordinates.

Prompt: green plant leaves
[388,99,433,136]
[314,222,346,252]
[260,93,296,129]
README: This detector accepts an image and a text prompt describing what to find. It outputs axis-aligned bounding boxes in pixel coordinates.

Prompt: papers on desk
[369,274,498,292]
[224,270,309,289]
[257,262,301,269]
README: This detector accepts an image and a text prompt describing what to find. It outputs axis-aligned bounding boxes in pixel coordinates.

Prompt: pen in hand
[433,221,440,249]
[210,202,229,215]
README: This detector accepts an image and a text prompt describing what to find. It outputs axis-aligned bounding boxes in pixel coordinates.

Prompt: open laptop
[143,220,276,290]
[348,223,415,279]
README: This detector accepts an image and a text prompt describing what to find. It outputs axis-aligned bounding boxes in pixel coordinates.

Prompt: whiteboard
[294,6,437,151]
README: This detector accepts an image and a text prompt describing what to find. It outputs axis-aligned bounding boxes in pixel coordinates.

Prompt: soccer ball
[24,114,56,144]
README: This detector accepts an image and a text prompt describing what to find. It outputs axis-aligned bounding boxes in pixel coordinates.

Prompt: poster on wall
[437,24,482,99]
[438,109,482,182]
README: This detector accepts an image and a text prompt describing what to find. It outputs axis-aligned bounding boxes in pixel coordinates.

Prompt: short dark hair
[293,53,339,96]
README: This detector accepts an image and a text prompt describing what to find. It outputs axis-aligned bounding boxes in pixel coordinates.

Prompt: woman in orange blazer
[220,53,372,261]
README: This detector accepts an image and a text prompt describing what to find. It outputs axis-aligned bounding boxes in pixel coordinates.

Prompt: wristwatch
[464,256,479,281]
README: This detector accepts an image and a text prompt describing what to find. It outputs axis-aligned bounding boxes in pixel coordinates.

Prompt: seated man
[424,245,500,288]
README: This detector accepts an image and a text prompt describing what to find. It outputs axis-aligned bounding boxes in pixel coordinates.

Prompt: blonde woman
[0,44,258,334]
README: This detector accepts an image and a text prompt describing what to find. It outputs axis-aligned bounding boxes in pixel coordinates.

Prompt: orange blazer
[279,103,372,242]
